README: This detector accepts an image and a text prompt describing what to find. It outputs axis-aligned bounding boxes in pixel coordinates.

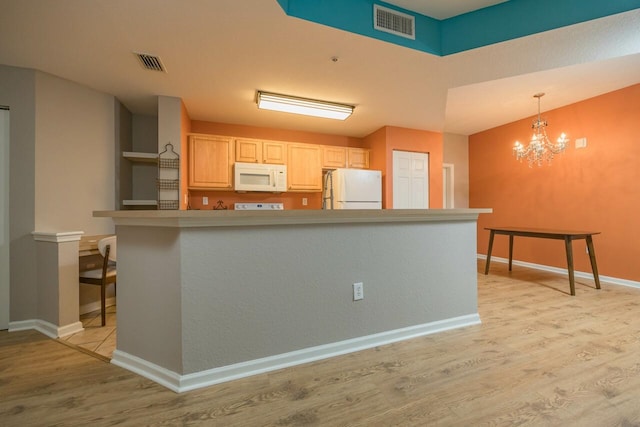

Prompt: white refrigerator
[324,168,382,209]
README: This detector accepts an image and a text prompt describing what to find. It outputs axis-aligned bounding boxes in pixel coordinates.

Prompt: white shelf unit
[122,200,158,206]
[122,151,159,208]
[122,151,158,163]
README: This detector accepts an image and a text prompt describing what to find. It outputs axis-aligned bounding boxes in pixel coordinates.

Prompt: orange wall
[187,121,363,210]
[191,121,363,147]
[470,84,640,281]
[187,121,444,210]
[364,126,443,208]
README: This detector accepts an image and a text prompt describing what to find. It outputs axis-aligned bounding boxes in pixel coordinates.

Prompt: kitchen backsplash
[187,190,322,210]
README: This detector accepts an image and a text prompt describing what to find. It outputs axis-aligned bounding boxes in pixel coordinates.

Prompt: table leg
[586,235,601,290]
[484,230,495,275]
[508,235,514,271]
[564,236,576,296]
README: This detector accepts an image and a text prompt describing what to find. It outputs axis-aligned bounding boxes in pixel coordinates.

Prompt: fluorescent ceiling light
[256,91,354,120]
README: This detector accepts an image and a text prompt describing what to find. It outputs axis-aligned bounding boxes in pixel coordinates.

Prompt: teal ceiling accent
[276,0,640,56]
[442,0,640,55]
[276,0,441,55]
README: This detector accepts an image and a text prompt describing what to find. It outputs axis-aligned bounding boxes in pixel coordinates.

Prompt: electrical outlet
[202,196,208,205]
[353,282,364,301]
[302,197,308,206]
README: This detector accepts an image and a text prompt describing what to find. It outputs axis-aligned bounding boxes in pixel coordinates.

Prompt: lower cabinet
[188,135,234,189]
[287,144,322,191]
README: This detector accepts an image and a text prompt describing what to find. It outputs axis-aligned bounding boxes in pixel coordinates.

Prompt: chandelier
[513,93,569,167]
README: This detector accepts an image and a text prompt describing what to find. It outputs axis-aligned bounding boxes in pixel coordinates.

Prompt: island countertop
[94,208,492,228]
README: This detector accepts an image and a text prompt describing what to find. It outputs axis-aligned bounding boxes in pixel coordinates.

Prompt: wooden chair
[79,236,117,326]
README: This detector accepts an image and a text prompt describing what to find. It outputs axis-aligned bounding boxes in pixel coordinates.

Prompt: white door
[0,108,9,330]
[392,150,429,209]
[443,163,454,209]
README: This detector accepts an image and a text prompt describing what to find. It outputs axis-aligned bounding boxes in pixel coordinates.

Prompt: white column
[26,231,85,337]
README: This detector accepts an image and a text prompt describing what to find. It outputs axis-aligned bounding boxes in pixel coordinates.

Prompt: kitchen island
[94,208,491,392]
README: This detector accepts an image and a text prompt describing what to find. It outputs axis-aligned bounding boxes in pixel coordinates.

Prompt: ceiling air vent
[373,4,415,40]
[134,52,166,72]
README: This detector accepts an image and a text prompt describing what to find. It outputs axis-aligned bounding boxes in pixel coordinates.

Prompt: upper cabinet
[186,134,370,194]
[287,144,322,191]
[347,148,370,169]
[322,146,347,169]
[235,138,286,164]
[188,135,234,190]
[321,146,370,169]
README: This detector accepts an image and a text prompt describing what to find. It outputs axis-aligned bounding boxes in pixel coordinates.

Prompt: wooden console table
[484,227,601,296]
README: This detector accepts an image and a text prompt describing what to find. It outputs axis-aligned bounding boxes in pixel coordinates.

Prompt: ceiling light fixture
[256,91,354,120]
[513,93,569,167]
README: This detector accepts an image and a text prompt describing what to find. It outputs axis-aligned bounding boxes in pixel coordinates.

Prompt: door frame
[443,163,454,209]
[1,107,9,330]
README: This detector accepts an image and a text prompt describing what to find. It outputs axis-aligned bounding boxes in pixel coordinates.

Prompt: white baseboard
[478,254,640,289]
[111,313,481,393]
[79,297,116,315]
[9,319,84,338]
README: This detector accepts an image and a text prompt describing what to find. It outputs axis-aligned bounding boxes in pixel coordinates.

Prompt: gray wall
[443,133,469,208]
[0,108,9,329]
[115,102,133,209]
[131,114,158,201]
[1,65,116,322]
[115,219,478,375]
[1,65,38,321]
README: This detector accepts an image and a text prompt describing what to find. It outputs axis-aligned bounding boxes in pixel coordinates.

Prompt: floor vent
[373,4,415,40]
[134,52,166,72]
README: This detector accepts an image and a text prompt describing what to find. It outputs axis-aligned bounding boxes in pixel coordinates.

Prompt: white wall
[443,133,469,208]
[34,72,116,233]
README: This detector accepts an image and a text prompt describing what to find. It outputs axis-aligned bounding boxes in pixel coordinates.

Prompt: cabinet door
[347,148,370,169]
[287,144,322,191]
[263,141,286,164]
[235,139,261,163]
[188,135,234,189]
[322,146,347,168]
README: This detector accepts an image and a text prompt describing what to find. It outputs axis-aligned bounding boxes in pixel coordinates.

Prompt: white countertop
[94,208,492,228]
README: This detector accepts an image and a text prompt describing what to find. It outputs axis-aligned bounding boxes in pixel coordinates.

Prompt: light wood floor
[2,261,640,426]
[60,305,116,360]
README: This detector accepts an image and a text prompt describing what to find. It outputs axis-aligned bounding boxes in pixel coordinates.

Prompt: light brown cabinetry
[235,138,286,164]
[322,146,347,168]
[347,148,370,169]
[287,144,322,191]
[188,135,234,189]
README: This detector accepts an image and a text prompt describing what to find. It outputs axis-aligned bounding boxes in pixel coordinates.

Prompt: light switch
[575,137,587,149]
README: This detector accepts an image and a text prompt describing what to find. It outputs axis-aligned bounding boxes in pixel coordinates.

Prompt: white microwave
[234,162,287,192]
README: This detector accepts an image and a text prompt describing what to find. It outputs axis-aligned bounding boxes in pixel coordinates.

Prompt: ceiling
[385,0,509,19]
[0,0,639,137]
